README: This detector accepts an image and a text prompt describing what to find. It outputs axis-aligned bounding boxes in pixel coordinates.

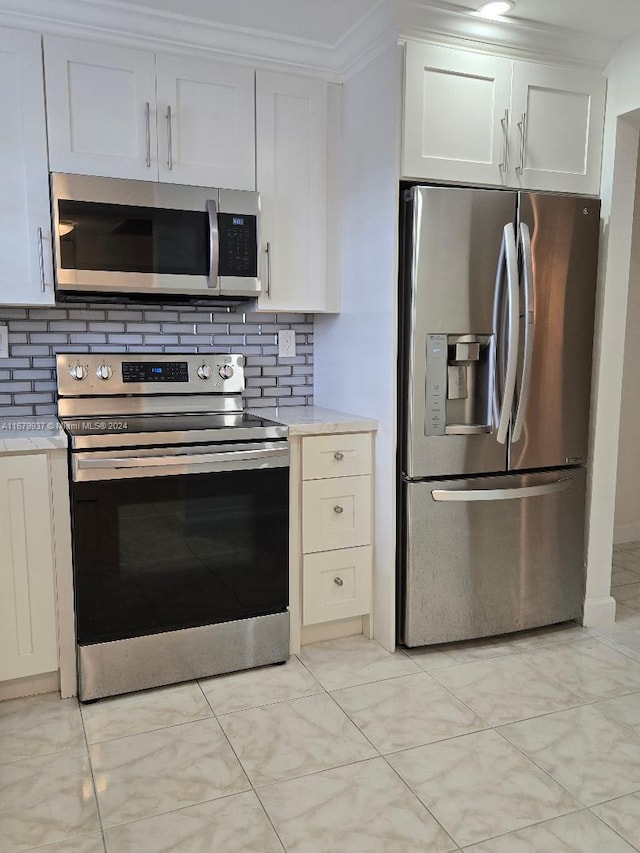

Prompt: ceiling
[440,0,640,45]
[85,0,640,47]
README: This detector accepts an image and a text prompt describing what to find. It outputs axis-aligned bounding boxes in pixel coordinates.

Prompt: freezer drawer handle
[431,478,571,502]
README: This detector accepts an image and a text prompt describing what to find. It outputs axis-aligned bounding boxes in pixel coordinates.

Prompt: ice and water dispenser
[425,333,493,436]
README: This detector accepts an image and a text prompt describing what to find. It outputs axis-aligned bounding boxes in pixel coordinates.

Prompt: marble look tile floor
[4,571,640,851]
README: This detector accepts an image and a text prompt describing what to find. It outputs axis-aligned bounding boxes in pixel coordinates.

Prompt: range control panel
[56,353,245,396]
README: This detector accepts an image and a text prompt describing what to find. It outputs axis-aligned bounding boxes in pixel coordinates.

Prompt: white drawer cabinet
[302,432,372,480]
[44,36,256,188]
[289,429,375,651]
[302,476,372,553]
[303,546,372,626]
[403,40,605,195]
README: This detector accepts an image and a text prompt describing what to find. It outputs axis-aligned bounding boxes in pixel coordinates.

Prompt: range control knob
[218,364,234,380]
[197,364,212,380]
[95,364,113,381]
[69,364,87,381]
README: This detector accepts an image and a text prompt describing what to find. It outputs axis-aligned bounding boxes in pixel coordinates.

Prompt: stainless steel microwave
[51,173,261,301]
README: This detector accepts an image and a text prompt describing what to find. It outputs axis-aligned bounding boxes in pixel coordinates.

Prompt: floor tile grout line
[587,801,640,851]
[78,701,107,848]
[492,722,604,809]
[378,749,460,849]
[80,710,220,748]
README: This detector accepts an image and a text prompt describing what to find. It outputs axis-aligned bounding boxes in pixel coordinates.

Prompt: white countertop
[0,416,68,454]
[248,405,378,436]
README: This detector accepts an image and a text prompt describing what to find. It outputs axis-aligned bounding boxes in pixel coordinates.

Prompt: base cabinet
[290,430,375,652]
[0,454,58,681]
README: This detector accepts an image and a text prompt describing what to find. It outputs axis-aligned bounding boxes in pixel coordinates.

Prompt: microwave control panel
[218,213,257,277]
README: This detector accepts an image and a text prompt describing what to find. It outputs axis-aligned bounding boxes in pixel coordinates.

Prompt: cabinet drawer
[302,433,372,480]
[303,546,372,625]
[302,475,372,553]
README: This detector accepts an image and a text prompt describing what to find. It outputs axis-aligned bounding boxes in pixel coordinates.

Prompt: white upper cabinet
[44,37,256,188]
[45,37,157,181]
[0,28,54,306]
[402,40,606,195]
[156,55,255,189]
[256,71,332,312]
[508,61,606,195]
[403,42,512,187]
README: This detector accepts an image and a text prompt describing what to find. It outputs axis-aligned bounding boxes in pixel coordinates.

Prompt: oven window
[58,200,209,276]
[72,468,289,645]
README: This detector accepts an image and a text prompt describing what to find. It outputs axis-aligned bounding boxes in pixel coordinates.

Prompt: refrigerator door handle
[432,478,571,502]
[512,222,535,443]
[492,222,519,445]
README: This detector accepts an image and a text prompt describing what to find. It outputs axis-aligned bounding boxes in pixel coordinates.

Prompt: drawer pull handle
[334,451,344,461]
[333,505,344,514]
[334,576,344,587]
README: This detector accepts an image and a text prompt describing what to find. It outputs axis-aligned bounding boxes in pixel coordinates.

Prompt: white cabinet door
[156,55,255,189]
[256,71,328,311]
[44,36,157,180]
[0,454,58,681]
[403,42,512,186]
[509,62,606,195]
[0,29,54,306]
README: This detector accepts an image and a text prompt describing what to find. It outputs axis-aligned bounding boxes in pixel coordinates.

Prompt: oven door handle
[74,445,289,480]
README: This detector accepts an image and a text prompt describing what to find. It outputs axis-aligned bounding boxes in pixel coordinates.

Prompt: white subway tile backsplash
[0,300,313,415]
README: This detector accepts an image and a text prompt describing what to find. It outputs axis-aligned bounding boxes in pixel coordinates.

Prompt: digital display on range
[122,362,189,383]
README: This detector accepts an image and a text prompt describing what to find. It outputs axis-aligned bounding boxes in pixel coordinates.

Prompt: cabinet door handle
[37,227,46,292]
[516,111,527,175]
[334,576,344,587]
[166,105,173,171]
[145,101,151,168]
[333,505,344,514]
[334,451,344,461]
[265,242,272,298]
[499,108,509,173]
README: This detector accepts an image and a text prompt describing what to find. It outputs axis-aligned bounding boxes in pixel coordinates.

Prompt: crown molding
[394,0,615,70]
[0,0,345,77]
[0,0,618,77]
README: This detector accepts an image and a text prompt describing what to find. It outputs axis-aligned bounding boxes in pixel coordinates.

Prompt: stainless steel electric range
[57,353,290,702]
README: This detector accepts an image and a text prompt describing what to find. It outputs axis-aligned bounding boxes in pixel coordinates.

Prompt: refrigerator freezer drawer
[401,468,586,647]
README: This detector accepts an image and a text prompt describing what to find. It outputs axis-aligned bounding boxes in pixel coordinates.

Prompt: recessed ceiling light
[476,1,515,19]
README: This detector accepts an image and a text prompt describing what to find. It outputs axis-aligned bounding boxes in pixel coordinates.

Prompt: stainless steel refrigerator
[398,185,600,647]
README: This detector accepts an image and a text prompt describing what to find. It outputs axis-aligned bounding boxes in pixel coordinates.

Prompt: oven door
[70,442,289,646]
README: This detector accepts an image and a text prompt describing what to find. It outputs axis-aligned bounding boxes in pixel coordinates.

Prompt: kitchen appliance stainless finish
[57,353,289,701]
[52,173,261,300]
[399,185,599,647]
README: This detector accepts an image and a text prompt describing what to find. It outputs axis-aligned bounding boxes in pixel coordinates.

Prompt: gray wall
[0,302,313,415]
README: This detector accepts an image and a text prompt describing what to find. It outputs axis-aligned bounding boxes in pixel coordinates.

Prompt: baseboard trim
[0,671,59,702]
[582,595,617,628]
[613,522,640,545]
[300,616,363,646]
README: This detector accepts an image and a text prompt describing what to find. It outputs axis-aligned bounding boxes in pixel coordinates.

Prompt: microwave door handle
[512,222,534,443]
[495,223,519,445]
[207,199,220,292]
